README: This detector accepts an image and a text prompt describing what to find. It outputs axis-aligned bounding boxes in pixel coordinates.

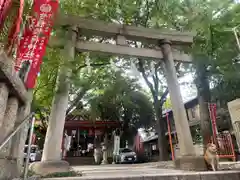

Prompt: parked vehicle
[24,145,42,162]
[115,148,137,164]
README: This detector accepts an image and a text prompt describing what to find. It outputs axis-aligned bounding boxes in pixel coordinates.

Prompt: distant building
[133,97,233,161]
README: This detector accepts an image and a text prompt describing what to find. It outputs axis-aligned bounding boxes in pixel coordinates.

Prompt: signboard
[80,130,88,135]
[88,129,103,136]
[15,0,59,88]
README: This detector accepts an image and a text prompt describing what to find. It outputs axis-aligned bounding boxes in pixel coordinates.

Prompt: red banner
[15,0,59,88]
[7,0,25,55]
[0,0,12,30]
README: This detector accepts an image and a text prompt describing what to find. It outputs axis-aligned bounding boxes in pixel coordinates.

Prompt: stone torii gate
[32,14,206,174]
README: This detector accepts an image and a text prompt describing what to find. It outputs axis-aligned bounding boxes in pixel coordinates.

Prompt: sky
[127,66,198,103]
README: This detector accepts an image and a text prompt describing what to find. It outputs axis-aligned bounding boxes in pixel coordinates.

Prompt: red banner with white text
[15,0,59,89]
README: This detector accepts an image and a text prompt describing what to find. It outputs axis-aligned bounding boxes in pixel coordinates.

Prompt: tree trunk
[195,56,212,152]
[154,98,169,161]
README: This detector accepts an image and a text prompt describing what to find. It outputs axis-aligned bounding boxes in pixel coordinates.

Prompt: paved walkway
[71,161,240,177]
[41,162,240,180]
[72,163,186,177]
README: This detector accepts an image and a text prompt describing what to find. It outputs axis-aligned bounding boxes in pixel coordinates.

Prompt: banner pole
[166,113,174,160]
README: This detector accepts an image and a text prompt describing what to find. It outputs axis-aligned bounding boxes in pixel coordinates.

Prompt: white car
[115,148,137,164]
[24,145,42,162]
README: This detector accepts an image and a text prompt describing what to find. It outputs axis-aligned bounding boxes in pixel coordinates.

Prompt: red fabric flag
[31,133,36,144]
[0,0,12,30]
[6,0,25,55]
[15,0,59,89]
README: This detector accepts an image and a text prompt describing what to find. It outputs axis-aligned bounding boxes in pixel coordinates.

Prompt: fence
[211,132,236,161]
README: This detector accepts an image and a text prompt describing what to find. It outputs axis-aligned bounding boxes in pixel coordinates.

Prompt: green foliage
[33,48,61,110]
[24,170,82,178]
[88,71,154,128]
[82,70,155,143]
[41,171,82,178]
[163,97,172,110]
[191,125,203,144]
[33,0,240,145]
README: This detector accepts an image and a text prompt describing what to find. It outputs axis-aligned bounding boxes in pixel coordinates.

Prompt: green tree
[88,70,154,145]
[35,0,240,159]
[156,0,240,148]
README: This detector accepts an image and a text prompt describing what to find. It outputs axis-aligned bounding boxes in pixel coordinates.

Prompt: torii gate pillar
[159,40,206,170]
[29,27,77,176]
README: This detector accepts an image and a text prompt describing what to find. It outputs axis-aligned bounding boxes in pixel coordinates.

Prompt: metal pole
[0,113,34,150]
[166,113,175,161]
[23,116,35,180]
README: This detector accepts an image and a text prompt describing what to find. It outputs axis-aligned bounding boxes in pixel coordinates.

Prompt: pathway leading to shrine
[72,163,184,177]
[42,163,240,180]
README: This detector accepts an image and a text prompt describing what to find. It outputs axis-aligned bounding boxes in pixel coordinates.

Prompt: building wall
[144,99,234,161]
[187,104,200,123]
[164,103,200,134]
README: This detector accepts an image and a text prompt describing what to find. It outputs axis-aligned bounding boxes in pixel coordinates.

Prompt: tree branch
[74,62,110,73]
[152,74,158,95]
[159,88,169,106]
[175,62,182,77]
[138,59,156,97]
[66,84,93,115]
[143,0,150,27]
[36,109,48,130]
[153,63,160,95]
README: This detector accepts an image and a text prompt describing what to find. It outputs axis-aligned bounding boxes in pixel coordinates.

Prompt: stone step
[65,157,95,166]
[65,157,114,166]
[41,171,240,180]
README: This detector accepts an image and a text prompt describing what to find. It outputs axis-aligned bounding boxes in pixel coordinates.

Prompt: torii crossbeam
[50,14,193,63]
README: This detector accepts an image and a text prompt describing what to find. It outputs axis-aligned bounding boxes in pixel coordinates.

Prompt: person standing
[93,146,102,164]
[62,132,71,159]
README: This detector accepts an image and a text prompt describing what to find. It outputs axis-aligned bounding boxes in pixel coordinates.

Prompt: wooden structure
[64,116,120,130]
[63,116,121,165]
[64,115,120,156]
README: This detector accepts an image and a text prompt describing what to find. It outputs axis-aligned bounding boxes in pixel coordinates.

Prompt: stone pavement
[41,162,240,180]
[220,161,240,170]
[72,163,184,177]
